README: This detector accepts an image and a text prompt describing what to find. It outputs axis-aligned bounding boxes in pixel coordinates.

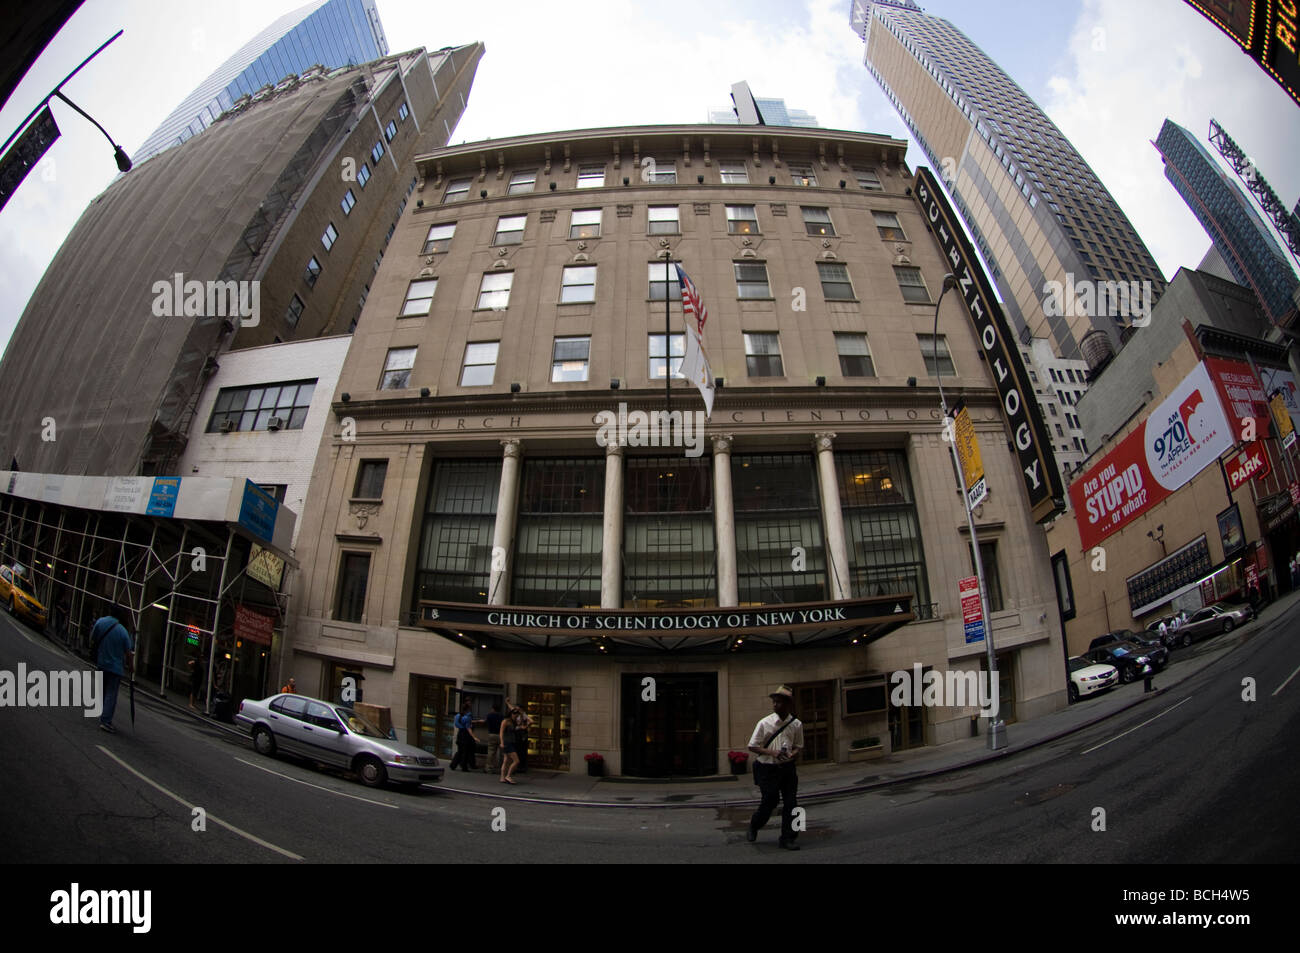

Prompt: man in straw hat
[746,685,804,850]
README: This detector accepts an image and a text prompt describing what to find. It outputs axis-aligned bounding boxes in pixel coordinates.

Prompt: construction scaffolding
[0,482,294,712]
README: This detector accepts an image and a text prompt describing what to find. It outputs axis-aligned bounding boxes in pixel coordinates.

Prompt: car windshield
[1069,657,1090,672]
[336,708,386,738]
[1111,646,1132,657]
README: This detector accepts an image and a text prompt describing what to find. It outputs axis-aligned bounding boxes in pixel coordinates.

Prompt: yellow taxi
[0,563,47,630]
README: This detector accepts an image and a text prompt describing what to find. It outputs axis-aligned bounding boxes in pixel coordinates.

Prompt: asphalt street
[2,599,1297,864]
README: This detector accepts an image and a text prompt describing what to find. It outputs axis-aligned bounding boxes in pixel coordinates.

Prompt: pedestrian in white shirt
[746,685,804,850]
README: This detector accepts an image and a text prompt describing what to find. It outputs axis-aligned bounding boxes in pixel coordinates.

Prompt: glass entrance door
[620,673,718,777]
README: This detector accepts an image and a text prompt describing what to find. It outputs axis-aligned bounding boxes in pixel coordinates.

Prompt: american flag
[675,264,707,335]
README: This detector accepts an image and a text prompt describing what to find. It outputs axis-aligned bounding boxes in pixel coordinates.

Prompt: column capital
[500,438,523,459]
[812,431,837,453]
[710,433,735,454]
[604,440,624,458]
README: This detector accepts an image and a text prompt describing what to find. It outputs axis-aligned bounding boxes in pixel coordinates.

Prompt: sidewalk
[51,586,1296,809]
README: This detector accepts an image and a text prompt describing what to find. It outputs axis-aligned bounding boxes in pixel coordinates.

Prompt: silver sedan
[236,693,444,787]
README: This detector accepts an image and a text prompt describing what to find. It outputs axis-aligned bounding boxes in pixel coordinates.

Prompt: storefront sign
[952,402,987,510]
[1204,356,1270,439]
[959,575,985,644]
[1227,442,1271,491]
[102,477,153,513]
[147,477,180,517]
[1246,563,1259,591]
[1291,481,1300,508]
[247,543,285,590]
[233,605,274,646]
[1070,362,1235,551]
[237,479,278,544]
[913,167,1064,523]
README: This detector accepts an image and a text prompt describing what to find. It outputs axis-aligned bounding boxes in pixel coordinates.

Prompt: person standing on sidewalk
[91,606,134,734]
[449,701,478,771]
[482,703,504,773]
[499,705,528,785]
[746,685,804,850]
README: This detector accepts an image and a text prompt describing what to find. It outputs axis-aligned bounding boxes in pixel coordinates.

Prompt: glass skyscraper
[134,0,388,162]
[1155,119,1299,326]
[709,81,819,127]
[849,0,1166,368]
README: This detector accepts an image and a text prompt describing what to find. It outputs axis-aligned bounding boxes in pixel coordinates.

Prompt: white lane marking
[1273,662,1300,697]
[1079,696,1193,755]
[234,756,399,809]
[97,746,303,860]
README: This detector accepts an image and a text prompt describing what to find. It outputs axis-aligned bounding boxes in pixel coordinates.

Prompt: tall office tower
[1155,120,1299,327]
[133,0,389,163]
[849,0,1167,369]
[709,81,820,127]
[0,44,483,477]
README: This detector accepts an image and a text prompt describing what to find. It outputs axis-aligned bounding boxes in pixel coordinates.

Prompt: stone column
[814,432,851,601]
[601,442,624,608]
[488,439,522,605]
[712,434,739,607]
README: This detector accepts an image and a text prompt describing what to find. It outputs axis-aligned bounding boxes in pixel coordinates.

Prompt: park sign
[912,167,1064,523]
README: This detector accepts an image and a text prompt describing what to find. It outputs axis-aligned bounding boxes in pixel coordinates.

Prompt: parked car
[1085,641,1157,684]
[236,693,444,788]
[0,563,47,631]
[1208,602,1253,626]
[1068,656,1118,703]
[1089,629,1170,670]
[1143,616,1182,648]
[1176,603,1250,646]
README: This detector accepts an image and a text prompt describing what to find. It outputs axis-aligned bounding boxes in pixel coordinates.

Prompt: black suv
[1085,640,1162,683]
[1089,629,1170,671]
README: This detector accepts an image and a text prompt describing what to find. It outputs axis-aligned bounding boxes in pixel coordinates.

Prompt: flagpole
[666,254,672,416]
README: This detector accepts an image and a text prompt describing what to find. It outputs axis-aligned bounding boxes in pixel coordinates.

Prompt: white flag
[675,264,715,417]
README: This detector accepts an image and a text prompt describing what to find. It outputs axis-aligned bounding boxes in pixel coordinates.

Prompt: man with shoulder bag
[746,685,804,850]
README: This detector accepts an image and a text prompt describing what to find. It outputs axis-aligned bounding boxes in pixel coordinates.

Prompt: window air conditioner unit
[220,419,237,433]
[267,416,285,431]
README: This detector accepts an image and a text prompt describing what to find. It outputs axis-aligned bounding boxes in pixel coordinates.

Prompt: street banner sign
[960,575,985,644]
[953,401,987,510]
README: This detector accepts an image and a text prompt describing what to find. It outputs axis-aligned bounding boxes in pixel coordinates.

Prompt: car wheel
[1181,633,1191,648]
[1068,683,1079,703]
[7,596,14,616]
[1120,665,1135,684]
[252,726,276,756]
[1222,618,1234,633]
[356,755,387,788]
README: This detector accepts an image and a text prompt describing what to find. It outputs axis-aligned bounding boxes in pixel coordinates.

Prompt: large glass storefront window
[511,459,603,607]
[623,456,716,608]
[836,450,933,619]
[518,684,570,770]
[413,675,457,758]
[732,454,826,604]
[413,459,501,609]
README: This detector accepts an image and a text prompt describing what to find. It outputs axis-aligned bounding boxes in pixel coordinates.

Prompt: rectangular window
[477,272,513,310]
[789,163,817,187]
[322,222,338,250]
[494,214,526,245]
[744,332,783,377]
[508,169,537,194]
[357,163,371,188]
[371,140,385,164]
[801,206,835,236]
[623,456,715,607]
[733,454,826,604]
[304,256,321,287]
[380,347,416,389]
[413,459,502,609]
[206,379,316,432]
[551,336,591,382]
[719,161,748,183]
[649,333,685,379]
[354,460,389,499]
[818,261,855,300]
[341,189,357,215]
[970,541,1004,612]
[422,222,455,254]
[401,279,438,316]
[460,341,499,386]
[285,294,304,328]
[398,102,409,121]
[725,204,759,234]
[577,164,606,188]
[648,262,681,300]
[855,167,883,190]
[873,211,906,241]
[647,205,680,234]
[560,265,597,303]
[512,459,605,608]
[734,261,771,299]
[918,334,954,377]
[385,119,397,141]
[444,177,471,203]
[569,208,602,239]
[335,553,370,623]
[894,266,931,303]
[647,161,676,183]
[836,333,875,377]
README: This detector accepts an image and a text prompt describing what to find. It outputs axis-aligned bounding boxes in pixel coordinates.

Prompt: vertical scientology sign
[912,168,1065,523]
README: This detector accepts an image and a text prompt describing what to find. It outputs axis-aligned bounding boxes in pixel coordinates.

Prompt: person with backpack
[746,685,805,850]
[90,605,134,734]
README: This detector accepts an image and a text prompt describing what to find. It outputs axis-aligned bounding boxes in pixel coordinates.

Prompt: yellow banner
[1272,392,1296,448]
[953,404,988,509]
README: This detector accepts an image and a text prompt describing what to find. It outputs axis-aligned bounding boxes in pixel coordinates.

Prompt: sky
[1,0,1298,360]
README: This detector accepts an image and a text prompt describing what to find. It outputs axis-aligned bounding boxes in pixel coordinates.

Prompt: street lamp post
[932,273,1007,750]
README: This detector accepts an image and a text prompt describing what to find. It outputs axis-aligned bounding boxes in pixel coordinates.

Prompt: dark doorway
[621,673,718,777]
